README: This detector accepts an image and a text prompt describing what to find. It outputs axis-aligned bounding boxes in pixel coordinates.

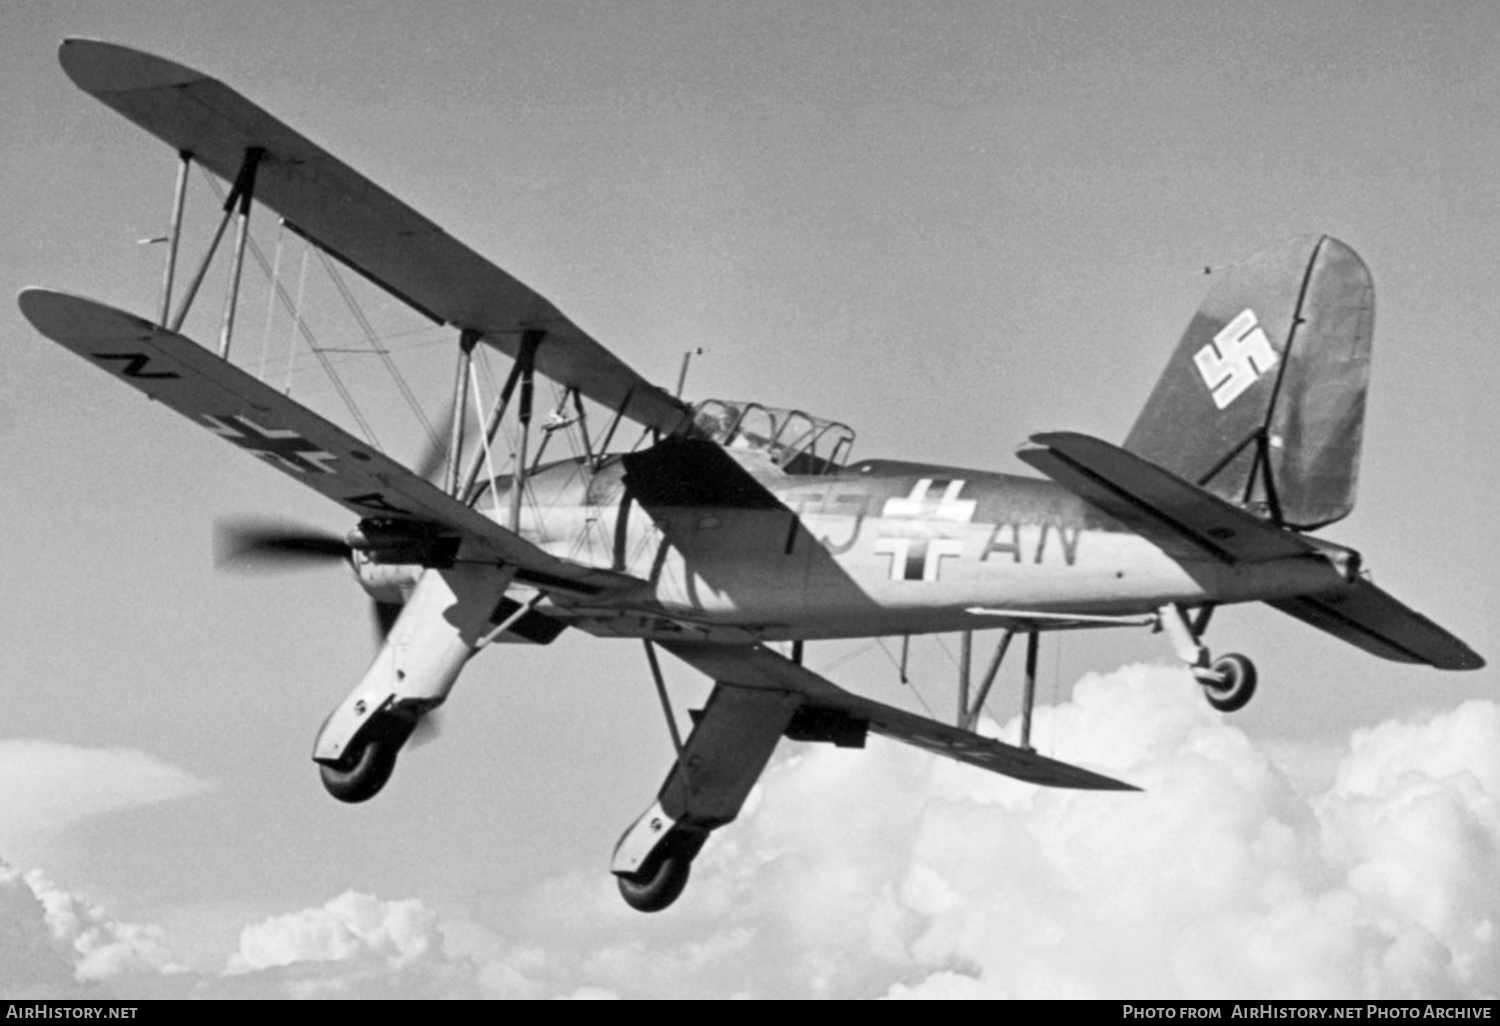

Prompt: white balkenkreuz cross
[880,479,976,522]
[873,480,973,581]
[202,414,339,474]
[1194,308,1278,409]
[873,536,966,581]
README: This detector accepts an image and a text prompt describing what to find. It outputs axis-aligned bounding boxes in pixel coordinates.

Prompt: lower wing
[18,288,640,598]
[659,640,1138,791]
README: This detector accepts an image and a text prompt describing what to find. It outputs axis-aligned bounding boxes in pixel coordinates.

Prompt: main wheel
[617,856,692,913]
[1201,653,1257,713]
[318,715,416,803]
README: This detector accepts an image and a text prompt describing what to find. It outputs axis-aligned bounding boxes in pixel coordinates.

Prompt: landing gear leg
[1158,603,1258,712]
[312,564,516,802]
[612,681,799,912]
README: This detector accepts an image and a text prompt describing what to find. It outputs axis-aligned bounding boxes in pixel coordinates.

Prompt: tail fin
[1124,235,1373,530]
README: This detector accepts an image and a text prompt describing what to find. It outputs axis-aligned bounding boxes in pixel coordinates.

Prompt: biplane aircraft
[20,40,1483,913]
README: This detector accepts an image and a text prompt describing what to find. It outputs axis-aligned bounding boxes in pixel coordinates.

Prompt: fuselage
[477,451,1347,643]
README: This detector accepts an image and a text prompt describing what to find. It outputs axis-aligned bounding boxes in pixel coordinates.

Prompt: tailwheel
[1197,653,1257,713]
[318,711,418,803]
[617,855,693,913]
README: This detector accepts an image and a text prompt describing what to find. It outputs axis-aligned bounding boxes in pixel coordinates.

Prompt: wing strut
[643,641,686,757]
[445,330,478,496]
[167,147,263,342]
[458,334,515,503]
[511,330,540,533]
[528,386,594,471]
[958,628,1013,732]
[949,627,1040,748]
[449,329,544,513]
[157,149,190,328]
[1018,629,1040,751]
[217,147,264,359]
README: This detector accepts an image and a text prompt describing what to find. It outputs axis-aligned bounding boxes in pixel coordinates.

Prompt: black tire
[617,856,692,913]
[1202,653,1257,713]
[318,715,415,803]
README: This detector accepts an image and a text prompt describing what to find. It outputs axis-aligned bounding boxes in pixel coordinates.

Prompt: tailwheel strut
[1158,603,1258,712]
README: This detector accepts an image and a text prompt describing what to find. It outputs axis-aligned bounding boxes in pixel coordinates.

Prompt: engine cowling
[350,550,422,606]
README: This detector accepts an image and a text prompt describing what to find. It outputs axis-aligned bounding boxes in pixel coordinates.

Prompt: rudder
[1124,235,1373,530]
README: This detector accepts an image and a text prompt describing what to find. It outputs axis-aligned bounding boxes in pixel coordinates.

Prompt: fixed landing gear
[1195,652,1257,713]
[613,813,709,913]
[1159,604,1259,713]
[618,856,692,913]
[312,565,521,803]
[612,667,798,913]
[317,708,419,803]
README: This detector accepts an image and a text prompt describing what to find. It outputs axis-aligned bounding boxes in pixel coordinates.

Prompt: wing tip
[59,38,206,95]
[1048,767,1142,792]
[18,288,155,344]
[1441,648,1486,672]
[17,286,75,330]
[1007,746,1141,792]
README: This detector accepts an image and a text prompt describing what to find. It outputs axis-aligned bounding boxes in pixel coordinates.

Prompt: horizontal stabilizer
[18,288,639,597]
[1017,431,1317,564]
[1269,578,1483,670]
[661,641,1138,791]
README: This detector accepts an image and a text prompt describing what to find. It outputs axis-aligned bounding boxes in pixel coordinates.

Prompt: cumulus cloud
[7,668,1499,999]
[0,863,181,993]
[229,891,437,973]
[463,665,1500,999]
[724,665,1500,999]
[0,865,79,993]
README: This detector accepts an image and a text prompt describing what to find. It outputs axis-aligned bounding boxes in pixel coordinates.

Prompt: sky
[2,0,1498,999]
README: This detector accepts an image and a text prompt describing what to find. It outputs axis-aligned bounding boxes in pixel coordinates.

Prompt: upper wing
[659,640,1138,791]
[58,38,691,437]
[19,288,641,597]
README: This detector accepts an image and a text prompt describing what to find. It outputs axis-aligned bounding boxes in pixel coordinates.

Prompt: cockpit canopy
[691,399,855,476]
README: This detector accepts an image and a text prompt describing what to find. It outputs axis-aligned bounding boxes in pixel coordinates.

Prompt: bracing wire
[197,168,380,446]
[467,369,504,522]
[314,250,444,458]
[263,322,452,379]
[933,634,962,671]
[256,220,285,383]
[874,637,937,719]
[282,242,310,394]
[816,639,879,675]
